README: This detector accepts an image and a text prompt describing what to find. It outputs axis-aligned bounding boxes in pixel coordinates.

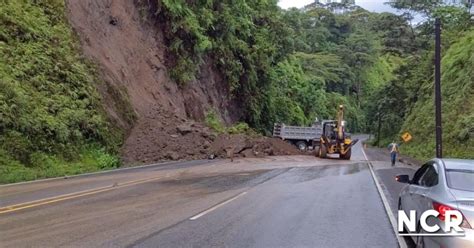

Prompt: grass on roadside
[366,136,474,162]
[0,147,119,184]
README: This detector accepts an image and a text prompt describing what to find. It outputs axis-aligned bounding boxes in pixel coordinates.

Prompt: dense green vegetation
[399,29,474,159]
[151,0,473,160]
[367,1,473,160]
[149,1,385,132]
[1,0,472,183]
[0,1,120,183]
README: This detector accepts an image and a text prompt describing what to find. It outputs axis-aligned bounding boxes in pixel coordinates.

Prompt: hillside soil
[65,0,305,165]
[65,0,242,127]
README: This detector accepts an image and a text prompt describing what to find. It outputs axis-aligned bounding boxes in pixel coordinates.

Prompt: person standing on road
[388,141,400,166]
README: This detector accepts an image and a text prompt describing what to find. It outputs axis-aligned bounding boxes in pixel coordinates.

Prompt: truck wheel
[319,145,327,158]
[295,141,307,151]
[341,149,351,160]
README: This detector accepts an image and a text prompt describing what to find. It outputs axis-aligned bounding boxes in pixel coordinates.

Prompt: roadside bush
[205,110,226,133]
[94,149,120,169]
[227,123,250,134]
[205,111,256,135]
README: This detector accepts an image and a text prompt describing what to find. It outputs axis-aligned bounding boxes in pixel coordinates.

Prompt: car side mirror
[395,174,410,184]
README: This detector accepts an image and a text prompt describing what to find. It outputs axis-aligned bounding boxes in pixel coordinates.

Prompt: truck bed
[273,123,322,141]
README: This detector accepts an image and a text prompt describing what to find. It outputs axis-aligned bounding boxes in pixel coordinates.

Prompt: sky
[278,0,401,13]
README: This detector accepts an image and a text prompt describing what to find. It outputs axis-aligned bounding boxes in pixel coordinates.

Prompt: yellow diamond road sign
[402,132,412,142]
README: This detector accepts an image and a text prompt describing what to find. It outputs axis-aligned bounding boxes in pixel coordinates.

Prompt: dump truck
[315,105,358,160]
[272,121,323,151]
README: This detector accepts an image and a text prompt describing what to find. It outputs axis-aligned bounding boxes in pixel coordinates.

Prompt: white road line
[189,192,248,220]
[362,147,408,248]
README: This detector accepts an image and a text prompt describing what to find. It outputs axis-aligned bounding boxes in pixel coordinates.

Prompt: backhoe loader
[315,105,358,160]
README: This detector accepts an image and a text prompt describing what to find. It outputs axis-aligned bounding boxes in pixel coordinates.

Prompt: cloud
[355,0,399,13]
[278,0,314,9]
[277,0,399,13]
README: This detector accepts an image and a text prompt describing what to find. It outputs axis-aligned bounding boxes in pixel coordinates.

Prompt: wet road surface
[364,146,420,248]
[132,163,396,248]
[0,140,410,247]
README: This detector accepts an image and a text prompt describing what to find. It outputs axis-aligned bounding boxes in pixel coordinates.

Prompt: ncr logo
[398,210,465,237]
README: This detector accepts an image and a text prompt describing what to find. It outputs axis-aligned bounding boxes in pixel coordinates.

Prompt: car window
[446,169,474,192]
[412,164,430,185]
[419,165,438,187]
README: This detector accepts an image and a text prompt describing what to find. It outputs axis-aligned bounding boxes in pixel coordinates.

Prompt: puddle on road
[127,163,368,197]
[156,169,275,193]
[280,163,368,183]
[344,163,364,175]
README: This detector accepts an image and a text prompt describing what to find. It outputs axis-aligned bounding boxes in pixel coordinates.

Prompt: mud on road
[121,107,303,165]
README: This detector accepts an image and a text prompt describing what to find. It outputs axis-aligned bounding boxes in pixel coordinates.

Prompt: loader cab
[321,120,347,140]
[322,120,336,140]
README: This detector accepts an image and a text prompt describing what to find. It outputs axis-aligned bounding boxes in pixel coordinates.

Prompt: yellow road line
[0,176,163,214]
[1,185,113,210]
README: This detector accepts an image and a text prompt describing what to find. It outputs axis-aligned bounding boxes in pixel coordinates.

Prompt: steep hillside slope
[401,30,474,159]
[64,0,245,163]
[65,0,241,125]
[0,1,120,183]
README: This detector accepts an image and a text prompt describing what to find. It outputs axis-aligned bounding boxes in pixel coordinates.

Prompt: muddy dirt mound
[255,137,306,156]
[209,134,303,159]
[121,107,303,165]
[121,107,214,165]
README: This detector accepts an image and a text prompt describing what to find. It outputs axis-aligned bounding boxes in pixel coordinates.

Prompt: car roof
[439,159,474,170]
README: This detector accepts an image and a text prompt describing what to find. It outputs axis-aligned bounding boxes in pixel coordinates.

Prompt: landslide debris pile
[209,134,303,159]
[121,108,302,165]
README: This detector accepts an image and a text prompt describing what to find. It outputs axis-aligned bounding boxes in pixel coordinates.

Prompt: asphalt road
[0,140,417,248]
[363,145,420,248]
[364,147,419,215]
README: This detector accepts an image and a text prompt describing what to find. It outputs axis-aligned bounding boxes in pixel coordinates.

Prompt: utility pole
[376,110,382,147]
[434,18,442,158]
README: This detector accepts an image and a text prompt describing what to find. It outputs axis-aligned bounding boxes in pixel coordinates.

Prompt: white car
[396,159,474,248]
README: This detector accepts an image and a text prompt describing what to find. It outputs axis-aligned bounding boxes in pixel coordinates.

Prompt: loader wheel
[319,145,327,158]
[341,149,351,160]
[315,146,320,157]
